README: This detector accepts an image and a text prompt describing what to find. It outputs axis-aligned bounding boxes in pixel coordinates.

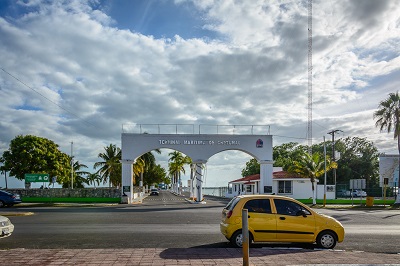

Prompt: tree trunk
[311,178,316,205]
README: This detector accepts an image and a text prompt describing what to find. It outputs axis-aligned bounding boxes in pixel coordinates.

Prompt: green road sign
[24,173,50,182]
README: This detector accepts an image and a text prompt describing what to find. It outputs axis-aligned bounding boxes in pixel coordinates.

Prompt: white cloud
[0,0,399,188]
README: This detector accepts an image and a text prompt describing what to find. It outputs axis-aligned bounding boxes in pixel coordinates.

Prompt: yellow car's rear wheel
[230,230,253,248]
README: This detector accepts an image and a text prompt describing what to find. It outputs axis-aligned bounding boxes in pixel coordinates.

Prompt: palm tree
[94,144,122,187]
[288,152,337,205]
[168,151,187,194]
[132,157,145,185]
[137,149,161,187]
[73,161,91,188]
[374,91,400,204]
[62,160,90,188]
[0,163,8,189]
[86,173,101,188]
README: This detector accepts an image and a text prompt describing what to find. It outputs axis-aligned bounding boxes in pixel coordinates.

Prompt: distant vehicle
[337,190,367,198]
[0,215,14,238]
[0,190,22,208]
[150,188,159,196]
[220,195,345,249]
[352,190,367,197]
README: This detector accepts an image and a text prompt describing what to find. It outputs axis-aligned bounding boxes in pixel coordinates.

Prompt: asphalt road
[1,190,400,254]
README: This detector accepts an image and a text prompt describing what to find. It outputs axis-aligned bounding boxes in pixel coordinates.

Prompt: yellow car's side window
[274,199,311,216]
[244,199,272,214]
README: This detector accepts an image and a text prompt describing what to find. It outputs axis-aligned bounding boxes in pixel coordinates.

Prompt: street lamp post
[327,129,342,198]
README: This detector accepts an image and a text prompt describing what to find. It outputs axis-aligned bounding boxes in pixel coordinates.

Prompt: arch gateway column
[259,160,274,194]
[121,133,273,203]
[193,160,207,202]
[121,160,135,203]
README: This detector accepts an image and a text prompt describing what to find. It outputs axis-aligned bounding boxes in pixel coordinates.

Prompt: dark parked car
[0,190,22,207]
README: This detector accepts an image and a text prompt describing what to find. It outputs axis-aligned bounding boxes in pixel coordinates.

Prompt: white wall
[273,180,335,200]
[225,179,336,200]
[316,184,336,200]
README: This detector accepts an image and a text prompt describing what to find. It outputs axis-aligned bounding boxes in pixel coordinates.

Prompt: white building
[225,170,335,200]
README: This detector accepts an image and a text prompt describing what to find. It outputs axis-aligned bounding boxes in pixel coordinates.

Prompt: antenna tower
[307,0,313,154]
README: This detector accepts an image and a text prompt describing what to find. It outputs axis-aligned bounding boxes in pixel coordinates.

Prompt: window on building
[278,181,292,194]
[246,185,252,192]
[264,186,272,193]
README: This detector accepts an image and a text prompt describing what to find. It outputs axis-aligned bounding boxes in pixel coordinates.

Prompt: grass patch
[21,197,120,203]
[298,198,395,205]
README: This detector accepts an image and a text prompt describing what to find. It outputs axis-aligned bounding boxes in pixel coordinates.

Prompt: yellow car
[220,195,344,248]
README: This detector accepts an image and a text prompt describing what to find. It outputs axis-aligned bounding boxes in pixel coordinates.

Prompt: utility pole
[323,136,327,207]
[327,129,343,198]
[307,0,313,155]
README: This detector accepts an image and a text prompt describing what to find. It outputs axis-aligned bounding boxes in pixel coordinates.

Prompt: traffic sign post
[24,173,50,183]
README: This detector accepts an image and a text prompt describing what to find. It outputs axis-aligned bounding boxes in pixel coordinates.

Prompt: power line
[1,67,96,128]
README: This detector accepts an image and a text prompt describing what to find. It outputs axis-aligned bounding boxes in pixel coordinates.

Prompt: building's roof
[273,171,303,179]
[229,171,304,184]
[230,174,260,183]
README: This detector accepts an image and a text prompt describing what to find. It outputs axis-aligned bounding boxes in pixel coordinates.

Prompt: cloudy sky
[0,0,399,189]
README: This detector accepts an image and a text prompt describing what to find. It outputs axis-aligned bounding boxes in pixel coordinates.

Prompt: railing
[202,187,229,197]
[122,123,270,135]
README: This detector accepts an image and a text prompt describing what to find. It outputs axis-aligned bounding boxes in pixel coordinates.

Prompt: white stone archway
[121,133,273,203]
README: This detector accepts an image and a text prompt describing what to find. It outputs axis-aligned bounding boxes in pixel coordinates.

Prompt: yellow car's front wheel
[317,231,337,249]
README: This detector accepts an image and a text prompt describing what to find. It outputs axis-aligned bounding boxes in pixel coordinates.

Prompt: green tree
[143,164,167,185]
[334,137,379,188]
[94,144,122,187]
[310,137,379,188]
[241,158,260,177]
[0,135,71,185]
[241,142,307,177]
[274,142,307,170]
[288,152,337,205]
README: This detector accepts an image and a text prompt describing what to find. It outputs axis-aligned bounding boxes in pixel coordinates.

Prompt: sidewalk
[0,247,399,265]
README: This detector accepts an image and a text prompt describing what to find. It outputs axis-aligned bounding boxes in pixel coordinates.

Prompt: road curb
[0,212,34,216]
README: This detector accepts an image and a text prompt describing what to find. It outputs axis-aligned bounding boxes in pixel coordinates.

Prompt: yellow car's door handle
[279,217,286,220]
